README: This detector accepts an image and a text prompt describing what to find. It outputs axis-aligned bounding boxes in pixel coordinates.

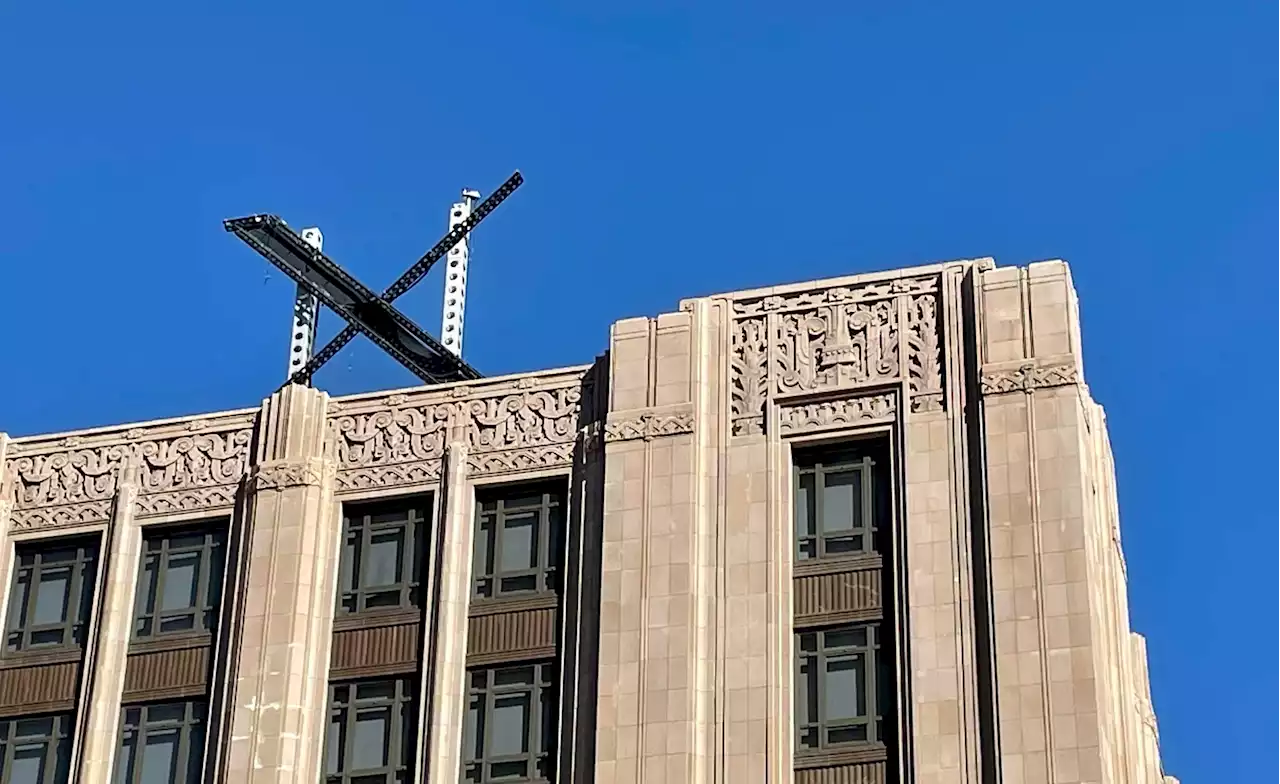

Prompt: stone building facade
[0,258,1175,784]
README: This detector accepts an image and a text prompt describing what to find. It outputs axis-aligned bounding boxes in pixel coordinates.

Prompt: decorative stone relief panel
[603,406,695,443]
[729,275,944,435]
[980,359,1078,395]
[4,412,256,530]
[777,392,897,437]
[329,369,596,489]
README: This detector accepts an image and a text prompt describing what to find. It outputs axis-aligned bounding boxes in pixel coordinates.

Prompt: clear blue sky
[1,3,1274,780]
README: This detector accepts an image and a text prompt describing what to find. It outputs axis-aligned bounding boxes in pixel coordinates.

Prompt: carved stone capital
[251,458,330,490]
[778,392,897,436]
[980,360,1079,396]
[604,407,695,443]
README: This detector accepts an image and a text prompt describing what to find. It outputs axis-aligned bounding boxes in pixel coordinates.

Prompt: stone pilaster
[77,464,144,783]
[902,263,991,784]
[557,362,608,784]
[423,444,475,782]
[0,433,14,617]
[221,384,339,784]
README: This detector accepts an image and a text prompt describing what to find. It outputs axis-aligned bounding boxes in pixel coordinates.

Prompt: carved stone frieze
[728,275,942,435]
[980,361,1079,395]
[467,443,577,477]
[604,408,695,443]
[5,413,255,528]
[731,275,938,318]
[331,370,592,489]
[906,293,945,413]
[252,459,330,490]
[778,393,897,436]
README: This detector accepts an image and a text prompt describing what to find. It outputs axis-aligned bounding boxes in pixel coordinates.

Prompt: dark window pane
[500,514,537,572]
[491,694,530,756]
[494,667,534,688]
[799,658,819,724]
[10,744,45,784]
[34,568,70,624]
[140,731,178,784]
[326,714,344,775]
[160,553,199,611]
[351,708,389,769]
[827,628,867,649]
[490,760,528,779]
[822,471,860,533]
[796,474,816,537]
[826,656,866,719]
[168,533,205,551]
[500,575,537,593]
[828,724,868,744]
[367,530,404,587]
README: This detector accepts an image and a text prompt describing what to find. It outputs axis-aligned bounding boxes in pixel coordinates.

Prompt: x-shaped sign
[224,172,522,389]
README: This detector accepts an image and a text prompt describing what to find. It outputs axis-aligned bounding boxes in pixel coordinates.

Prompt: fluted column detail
[221,384,339,784]
[78,464,144,783]
[423,444,475,782]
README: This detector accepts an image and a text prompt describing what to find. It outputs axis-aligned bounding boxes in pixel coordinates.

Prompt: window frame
[462,660,557,784]
[114,699,207,784]
[793,450,879,562]
[133,525,227,641]
[795,623,889,754]
[337,500,429,617]
[323,676,417,784]
[4,536,99,656]
[471,487,563,602]
[0,712,73,784]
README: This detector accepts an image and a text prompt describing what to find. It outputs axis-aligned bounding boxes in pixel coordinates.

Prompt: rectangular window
[795,623,891,753]
[472,486,562,601]
[338,500,428,616]
[5,537,98,654]
[462,661,556,783]
[324,678,416,784]
[0,713,72,784]
[114,700,206,784]
[794,448,882,561]
[133,526,226,640]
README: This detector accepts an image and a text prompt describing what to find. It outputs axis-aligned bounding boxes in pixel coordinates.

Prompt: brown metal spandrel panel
[794,567,882,623]
[0,661,80,716]
[794,759,886,784]
[330,620,422,678]
[123,644,211,702]
[467,606,557,661]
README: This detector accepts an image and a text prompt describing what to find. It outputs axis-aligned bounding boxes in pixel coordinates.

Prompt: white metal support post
[287,227,324,383]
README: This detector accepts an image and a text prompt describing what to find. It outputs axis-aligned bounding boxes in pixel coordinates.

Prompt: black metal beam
[224,214,482,385]
[281,171,523,388]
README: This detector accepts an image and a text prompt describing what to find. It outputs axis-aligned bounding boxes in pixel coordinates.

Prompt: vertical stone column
[0,434,14,619]
[903,265,988,784]
[77,465,144,783]
[597,311,719,784]
[423,444,474,781]
[558,362,608,784]
[222,384,339,784]
[978,260,1145,784]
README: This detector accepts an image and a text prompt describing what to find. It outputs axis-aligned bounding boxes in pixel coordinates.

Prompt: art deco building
[0,259,1176,784]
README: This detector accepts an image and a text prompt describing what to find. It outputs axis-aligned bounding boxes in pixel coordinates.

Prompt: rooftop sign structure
[223,171,523,389]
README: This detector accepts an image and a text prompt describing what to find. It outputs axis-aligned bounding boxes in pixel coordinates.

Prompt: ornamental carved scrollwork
[778,393,897,436]
[4,415,255,529]
[906,294,944,413]
[604,409,695,443]
[728,275,942,435]
[774,299,899,395]
[252,459,329,490]
[331,404,452,490]
[980,361,1078,395]
[730,317,769,436]
[331,373,591,487]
